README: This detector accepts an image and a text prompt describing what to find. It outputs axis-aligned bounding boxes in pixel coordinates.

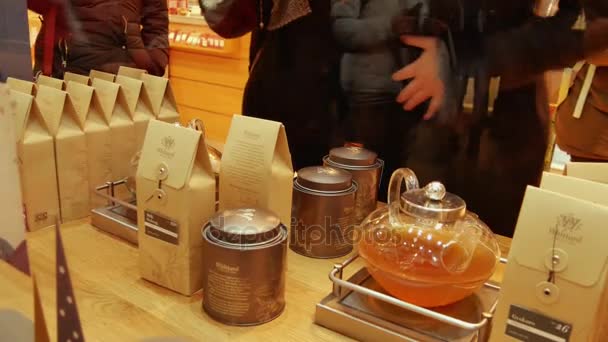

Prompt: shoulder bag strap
[42,5,57,76]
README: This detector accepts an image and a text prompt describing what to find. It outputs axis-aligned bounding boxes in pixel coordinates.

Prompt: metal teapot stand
[91,179,139,245]
[316,254,507,342]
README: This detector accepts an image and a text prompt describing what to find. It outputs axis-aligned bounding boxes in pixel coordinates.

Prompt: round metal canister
[323,146,384,224]
[290,166,358,258]
[202,208,287,326]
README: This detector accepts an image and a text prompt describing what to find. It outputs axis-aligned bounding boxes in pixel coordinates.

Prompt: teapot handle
[188,118,207,140]
[388,168,419,225]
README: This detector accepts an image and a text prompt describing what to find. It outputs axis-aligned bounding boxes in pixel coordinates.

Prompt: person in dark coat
[204,0,341,170]
[391,0,608,236]
[330,0,424,201]
[31,0,169,77]
[203,0,608,235]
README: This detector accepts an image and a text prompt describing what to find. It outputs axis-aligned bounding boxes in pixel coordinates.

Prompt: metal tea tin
[290,166,357,258]
[323,147,383,224]
[202,208,287,326]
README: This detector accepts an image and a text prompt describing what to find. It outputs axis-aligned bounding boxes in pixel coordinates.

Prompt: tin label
[505,305,572,342]
[207,264,251,317]
[144,211,179,245]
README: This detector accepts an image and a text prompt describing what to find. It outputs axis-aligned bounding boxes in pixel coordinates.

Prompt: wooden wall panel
[171,77,243,115]
[170,51,249,89]
[178,105,236,143]
[168,24,250,143]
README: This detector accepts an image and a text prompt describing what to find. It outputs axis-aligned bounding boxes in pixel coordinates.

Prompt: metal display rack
[316,254,508,341]
[91,179,138,245]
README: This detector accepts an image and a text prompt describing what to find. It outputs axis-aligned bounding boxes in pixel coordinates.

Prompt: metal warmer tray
[315,254,508,342]
[90,179,139,245]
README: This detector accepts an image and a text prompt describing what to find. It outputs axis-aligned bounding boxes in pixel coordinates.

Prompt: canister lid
[208,208,282,244]
[328,146,378,167]
[295,166,353,192]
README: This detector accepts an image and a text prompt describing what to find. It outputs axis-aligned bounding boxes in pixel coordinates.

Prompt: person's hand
[393,35,445,120]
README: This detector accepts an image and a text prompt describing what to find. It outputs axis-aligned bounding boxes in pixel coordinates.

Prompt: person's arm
[202,0,258,39]
[331,0,395,52]
[393,0,608,118]
[484,0,584,79]
[127,0,169,76]
[588,49,608,66]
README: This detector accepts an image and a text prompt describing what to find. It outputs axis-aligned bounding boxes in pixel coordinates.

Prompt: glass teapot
[358,168,501,308]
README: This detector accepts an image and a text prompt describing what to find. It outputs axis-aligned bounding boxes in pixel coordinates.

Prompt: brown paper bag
[565,162,608,184]
[0,85,27,264]
[490,175,608,342]
[115,75,155,151]
[140,74,180,123]
[6,77,35,95]
[117,66,147,79]
[10,90,60,231]
[89,70,115,82]
[36,85,90,221]
[91,78,136,198]
[36,75,64,90]
[65,81,113,211]
[63,72,90,85]
[66,81,113,209]
[137,120,216,295]
[219,115,294,225]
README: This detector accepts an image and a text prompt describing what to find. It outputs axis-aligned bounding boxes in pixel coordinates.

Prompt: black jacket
[33,0,169,77]
[402,0,608,237]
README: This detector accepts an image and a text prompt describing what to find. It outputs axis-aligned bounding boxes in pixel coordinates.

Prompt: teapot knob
[424,182,446,201]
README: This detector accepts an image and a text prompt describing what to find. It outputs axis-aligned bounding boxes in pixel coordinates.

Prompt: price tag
[144,211,179,245]
[506,305,572,342]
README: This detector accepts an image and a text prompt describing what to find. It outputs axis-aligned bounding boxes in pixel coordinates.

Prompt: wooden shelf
[169,14,207,26]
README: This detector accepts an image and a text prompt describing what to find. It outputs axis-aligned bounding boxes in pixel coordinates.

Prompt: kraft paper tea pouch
[490,182,608,342]
[10,90,59,231]
[33,85,62,136]
[89,70,116,82]
[6,77,35,95]
[140,74,180,123]
[36,85,90,221]
[36,74,64,90]
[0,85,26,263]
[63,72,90,85]
[65,81,112,210]
[117,66,147,79]
[219,115,293,225]
[115,75,155,151]
[137,120,216,295]
[565,162,608,184]
[91,78,136,199]
[541,172,608,206]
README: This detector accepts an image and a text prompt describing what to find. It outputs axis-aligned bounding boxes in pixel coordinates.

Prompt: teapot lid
[401,181,466,222]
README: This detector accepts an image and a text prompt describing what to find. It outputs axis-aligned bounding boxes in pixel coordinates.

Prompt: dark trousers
[343,92,423,201]
[406,86,548,237]
[570,155,608,163]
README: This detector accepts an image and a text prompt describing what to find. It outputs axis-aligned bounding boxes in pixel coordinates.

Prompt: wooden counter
[0,220,510,341]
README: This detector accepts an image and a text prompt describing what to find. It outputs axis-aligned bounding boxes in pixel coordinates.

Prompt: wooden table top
[0,219,510,341]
